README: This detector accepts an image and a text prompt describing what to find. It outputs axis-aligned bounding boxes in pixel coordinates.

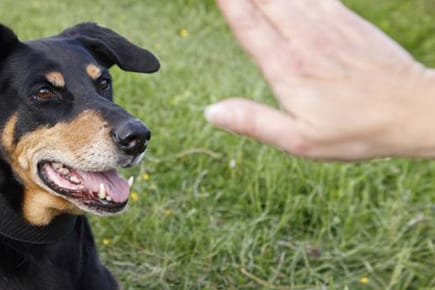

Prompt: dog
[0,22,159,289]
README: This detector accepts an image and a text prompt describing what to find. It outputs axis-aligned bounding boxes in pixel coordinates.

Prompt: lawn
[1,0,435,289]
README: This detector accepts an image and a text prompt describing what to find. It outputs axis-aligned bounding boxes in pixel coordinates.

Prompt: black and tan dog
[0,23,159,289]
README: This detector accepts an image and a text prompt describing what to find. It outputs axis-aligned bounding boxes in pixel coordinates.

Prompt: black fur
[0,217,118,290]
[0,23,159,289]
[60,23,160,73]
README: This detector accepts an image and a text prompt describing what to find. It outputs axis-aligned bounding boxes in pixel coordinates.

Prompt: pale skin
[205,0,435,160]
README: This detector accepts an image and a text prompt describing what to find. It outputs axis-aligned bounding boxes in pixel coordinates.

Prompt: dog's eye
[33,87,56,101]
[98,78,111,90]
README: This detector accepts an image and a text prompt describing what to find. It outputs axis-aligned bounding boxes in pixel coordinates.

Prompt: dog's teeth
[106,195,112,202]
[52,162,62,170]
[98,183,106,199]
[128,176,134,187]
[58,167,70,175]
[69,175,80,184]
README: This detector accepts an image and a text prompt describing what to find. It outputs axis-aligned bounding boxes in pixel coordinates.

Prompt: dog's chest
[0,217,119,290]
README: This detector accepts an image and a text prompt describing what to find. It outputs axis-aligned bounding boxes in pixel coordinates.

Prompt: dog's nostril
[123,135,139,150]
[111,121,151,156]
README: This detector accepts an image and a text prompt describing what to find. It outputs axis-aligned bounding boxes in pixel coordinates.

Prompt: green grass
[2,0,435,289]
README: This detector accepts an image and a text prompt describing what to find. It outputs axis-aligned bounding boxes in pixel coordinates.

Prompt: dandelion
[359,277,369,284]
[164,209,173,216]
[131,191,139,202]
[229,159,236,169]
[179,28,189,38]
[142,173,150,181]
[102,239,112,246]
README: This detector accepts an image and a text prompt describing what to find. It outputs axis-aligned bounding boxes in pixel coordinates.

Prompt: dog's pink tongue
[78,169,129,203]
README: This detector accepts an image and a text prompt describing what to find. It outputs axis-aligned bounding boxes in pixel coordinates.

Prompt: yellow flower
[142,173,150,181]
[131,191,139,202]
[179,28,189,38]
[164,209,172,216]
[102,239,112,246]
[149,183,157,190]
[359,277,369,284]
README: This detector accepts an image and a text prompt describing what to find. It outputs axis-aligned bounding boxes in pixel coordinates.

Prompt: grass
[1,0,435,289]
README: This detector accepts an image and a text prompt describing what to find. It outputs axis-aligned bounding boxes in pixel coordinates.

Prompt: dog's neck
[0,158,77,244]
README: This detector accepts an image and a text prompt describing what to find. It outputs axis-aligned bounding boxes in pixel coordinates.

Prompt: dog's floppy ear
[60,22,160,73]
[0,24,20,60]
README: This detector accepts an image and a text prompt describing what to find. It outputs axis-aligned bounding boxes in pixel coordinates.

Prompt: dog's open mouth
[37,161,131,214]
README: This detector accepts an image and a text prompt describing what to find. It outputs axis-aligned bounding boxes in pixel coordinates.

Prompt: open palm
[208,0,435,160]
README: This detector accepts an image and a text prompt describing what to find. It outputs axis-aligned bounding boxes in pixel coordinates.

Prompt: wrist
[396,67,435,158]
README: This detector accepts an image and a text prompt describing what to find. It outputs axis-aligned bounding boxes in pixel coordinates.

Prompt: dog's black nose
[111,121,151,156]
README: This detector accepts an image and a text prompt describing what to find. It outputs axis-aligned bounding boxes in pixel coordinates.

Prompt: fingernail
[204,104,226,124]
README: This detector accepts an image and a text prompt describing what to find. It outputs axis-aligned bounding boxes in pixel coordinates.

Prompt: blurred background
[1,0,435,289]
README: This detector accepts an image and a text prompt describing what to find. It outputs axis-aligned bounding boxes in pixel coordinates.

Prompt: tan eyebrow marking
[86,64,102,80]
[45,72,65,88]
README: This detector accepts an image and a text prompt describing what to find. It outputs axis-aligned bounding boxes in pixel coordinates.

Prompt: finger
[204,98,380,161]
[250,0,349,63]
[250,0,313,36]
[204,98,305,154]
[217,0,346,83]
[216,0,299,79]
[331,3,415,63]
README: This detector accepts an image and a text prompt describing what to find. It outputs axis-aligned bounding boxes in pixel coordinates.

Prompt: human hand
[206,0,435,160]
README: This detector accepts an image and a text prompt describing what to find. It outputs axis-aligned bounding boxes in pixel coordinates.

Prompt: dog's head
[0,23,159,225]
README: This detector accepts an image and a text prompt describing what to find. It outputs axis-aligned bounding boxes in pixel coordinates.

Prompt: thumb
[205,98,304,153]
